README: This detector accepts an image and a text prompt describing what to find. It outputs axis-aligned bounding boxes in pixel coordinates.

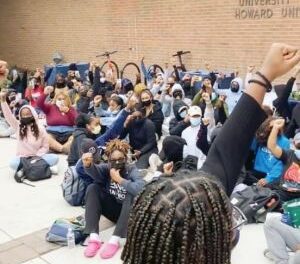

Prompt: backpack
[61,166,86,206]
[14,156,52,183]
[230,185,280,223]
[46,216,86,246]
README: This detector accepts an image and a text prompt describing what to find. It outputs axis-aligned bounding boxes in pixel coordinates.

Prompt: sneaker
[50,165,58,175]
[263,249,275,262]
[149,154,162,172]
[16,169,24,178]
[84,239,102,258]
[100,242,120,259]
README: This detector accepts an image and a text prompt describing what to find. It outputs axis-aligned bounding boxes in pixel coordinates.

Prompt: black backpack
[230,185,280,223]
[14,156,52,183]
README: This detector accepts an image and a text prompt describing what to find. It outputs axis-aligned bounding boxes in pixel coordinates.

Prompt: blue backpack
[61,166,86,206]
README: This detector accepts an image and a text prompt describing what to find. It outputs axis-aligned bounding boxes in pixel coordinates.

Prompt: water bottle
[67,227,75,248]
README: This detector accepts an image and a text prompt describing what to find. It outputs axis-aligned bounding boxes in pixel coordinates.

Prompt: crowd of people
[1,43,300,263]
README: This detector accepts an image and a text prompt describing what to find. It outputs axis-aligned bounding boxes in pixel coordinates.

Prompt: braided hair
[121,170,232,264]
[105,139,130,158]
[19,120,39,140]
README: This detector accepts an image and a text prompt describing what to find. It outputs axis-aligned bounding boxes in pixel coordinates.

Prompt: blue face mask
[179,111,187,119]
[211,92,217,101]
[190,117,201,127]
[295,150,300,160]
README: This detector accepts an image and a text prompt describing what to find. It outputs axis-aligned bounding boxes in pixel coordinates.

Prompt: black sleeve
[201,93,267,196]
[209,72,217,86]
[93,67,101,96]
[169,121,190,137]
[279,149,293,164]
[173,65,180,82]
[196,124,210,155]
[273,77,295,112]
[88,70,94,85]
[140,122,157,154]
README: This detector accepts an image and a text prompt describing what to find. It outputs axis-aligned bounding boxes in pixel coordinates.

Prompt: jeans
[264,214,300,264]
[84,183,134,238]
[9,154,59,170]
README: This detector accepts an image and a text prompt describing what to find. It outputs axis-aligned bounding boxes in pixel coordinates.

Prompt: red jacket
[25,85,44,108]
[37,94,77,126]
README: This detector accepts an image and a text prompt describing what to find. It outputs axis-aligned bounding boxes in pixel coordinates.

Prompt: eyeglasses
[231,205,247,231]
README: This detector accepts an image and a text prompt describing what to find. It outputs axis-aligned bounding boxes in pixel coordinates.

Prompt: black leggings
[84,183,134,238]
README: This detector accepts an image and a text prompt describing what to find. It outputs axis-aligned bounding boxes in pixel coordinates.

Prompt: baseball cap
[188,105,202,117]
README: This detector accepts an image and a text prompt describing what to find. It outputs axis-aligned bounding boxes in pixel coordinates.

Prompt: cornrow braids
[121,170,232,264]
[105,139,131,158]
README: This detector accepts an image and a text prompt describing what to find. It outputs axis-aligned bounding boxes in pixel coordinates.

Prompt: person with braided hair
[121,43,300,264]
[81,139,145,260]
[0,90,59,175]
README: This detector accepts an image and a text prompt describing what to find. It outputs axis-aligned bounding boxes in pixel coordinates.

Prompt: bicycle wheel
[100,60,119,82]
[120,62,141,84]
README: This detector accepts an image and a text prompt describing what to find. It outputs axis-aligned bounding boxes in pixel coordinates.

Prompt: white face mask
[92,125,101,135]
[190,117,201,127]
[211,92,217,101]
[295,149,300,160]
[56,100,64,108]
[179,111,187,119]
[108,108,119,115]
[100,77,106,83]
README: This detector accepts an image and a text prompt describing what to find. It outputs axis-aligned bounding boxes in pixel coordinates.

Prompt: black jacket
[169,99,189,136]
[148,100,164,138]
[68,128,91,166]
[92,67,114,96]
[120,119,157,154]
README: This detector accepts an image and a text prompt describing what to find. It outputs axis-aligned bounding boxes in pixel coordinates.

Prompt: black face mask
[20,116,35,125]
[183,81,191,88]
[56,82,66,88]
[173,91,183,99]
[110,160,126,170]
[141,100,152,107]
[230,84,239,93]
[79,91,88,97]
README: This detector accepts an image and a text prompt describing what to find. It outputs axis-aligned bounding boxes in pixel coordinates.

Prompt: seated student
[25,74,44,109]
[181,93,215,169]
[160,76,175,117]
[91,65,114,96]
[120,43,300,264]
[169,100,190,137]
[37,86,77,154]
[245,117,290,186]
[267,120,300,202]
[139,89,164,138]
[0,60,11,91]
[120,109,158,169]
[67,114,101,167]
[94,94,124,128]
[264,214,300,264]
[0,90,59,174]
[75,85,93,114]
[82,139,145,259]
[213,77,244,115]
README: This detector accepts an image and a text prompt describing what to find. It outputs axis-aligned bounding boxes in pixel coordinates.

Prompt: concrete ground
[0,137,272,264]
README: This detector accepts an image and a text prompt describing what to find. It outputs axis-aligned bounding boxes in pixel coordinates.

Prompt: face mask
[100,77,106,83]
[91,125,101,135]
[190,117,201,127]
[179,111,187,119]
[79,91,88,97]
[173,91,183,99]
[56,100,64,108]
[56,82,66,88]
[142,100,151,107]
[211,92,217,101]
[20,116,35,125]
[295,150,300,160]
[108,108,119,115]
[110,160,126,170]
[230,83,239,93]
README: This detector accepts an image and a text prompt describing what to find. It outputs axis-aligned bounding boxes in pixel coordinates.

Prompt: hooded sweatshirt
[214,77,243,115]
[169,100,190,136]
[0,101,49,157]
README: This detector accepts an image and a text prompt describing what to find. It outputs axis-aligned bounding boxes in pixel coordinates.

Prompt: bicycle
[171,50,191,74]
[96,51,140,82]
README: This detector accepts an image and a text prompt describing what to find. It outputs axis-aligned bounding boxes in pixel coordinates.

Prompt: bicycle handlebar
[96,50,118,58]
[172,50,191,57]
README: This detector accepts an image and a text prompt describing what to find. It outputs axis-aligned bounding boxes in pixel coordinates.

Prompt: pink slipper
[100,242,120,259]
[84,239,102,258]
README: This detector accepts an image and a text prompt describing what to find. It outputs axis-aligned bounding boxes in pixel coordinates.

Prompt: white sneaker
[50,165,58,175]
[16,169,24,178]
[263,249,275,262]
[149,154,162,173]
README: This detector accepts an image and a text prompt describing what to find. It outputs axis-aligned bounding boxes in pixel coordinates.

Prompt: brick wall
[0,0,300,82]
